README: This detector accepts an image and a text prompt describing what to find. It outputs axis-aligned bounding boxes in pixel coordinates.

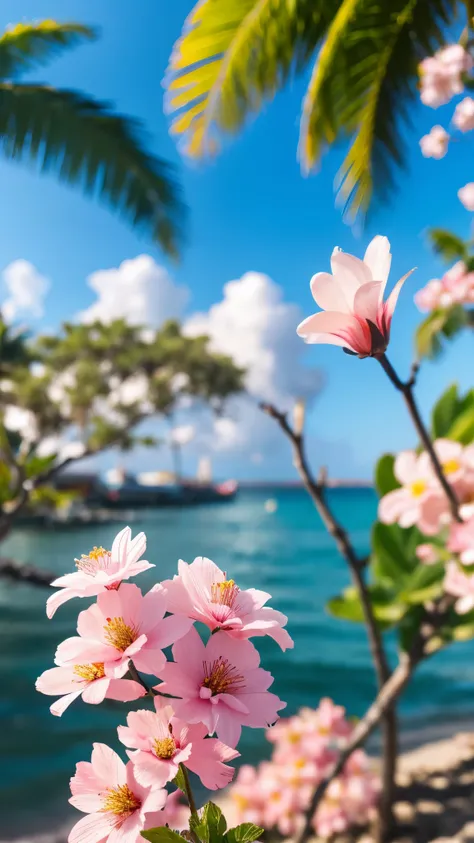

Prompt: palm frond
[428,228,468,263]
[0,21,96,79]
[165,0,336,158]
[0,84,185,257]
[299,0,455,218]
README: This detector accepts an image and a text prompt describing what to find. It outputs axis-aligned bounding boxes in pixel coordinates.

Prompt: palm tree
[164,0,460,219]
[0,20,184,256]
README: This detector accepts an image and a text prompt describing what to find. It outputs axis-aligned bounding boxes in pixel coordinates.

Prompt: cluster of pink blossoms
[36,529,292,843]
[379,442,474,615]
[415,261,474,313]
[379,439,474,536]
[418,43,474,218]
[229,699,379,839]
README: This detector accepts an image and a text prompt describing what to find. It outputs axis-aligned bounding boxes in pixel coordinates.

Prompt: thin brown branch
[261,400,396,841]
[260,401,390,685]
[0,556,54,586]
[378,355,461,522]
[127,659,158,697]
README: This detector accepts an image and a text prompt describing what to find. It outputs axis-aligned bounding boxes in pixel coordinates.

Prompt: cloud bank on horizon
[0,254,358,478]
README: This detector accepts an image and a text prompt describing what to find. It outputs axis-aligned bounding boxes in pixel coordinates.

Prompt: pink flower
[448,516,474,565]
[419,45,471,108]
[55,583,193,679]
[458,183,474,211]
[230,765,265,826]
[416,544,440,565]
[453,96,474,131]
[47,527,154,618]
[68,743,169,843]
[415,278,445,311]
[163,557,293,650]
[420,126,449,159]
[267,699,351,757]
[378,450,441,533]
[117,701,239,790]
[156,627,286,748]
[415,261,474,312]
[296,236,414,358]
[36,662,146,717]
[444,561,474,613]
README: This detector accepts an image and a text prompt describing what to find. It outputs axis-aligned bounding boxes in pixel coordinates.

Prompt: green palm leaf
[0,21,96,78]
[165,0,336,158]
[0,84,185,257]
[300,0,453,218]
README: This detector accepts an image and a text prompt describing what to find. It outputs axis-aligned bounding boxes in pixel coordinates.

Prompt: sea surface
[1,488,474,836]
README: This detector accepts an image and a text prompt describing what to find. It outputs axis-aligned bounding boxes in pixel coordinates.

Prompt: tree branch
[378,355,461,522]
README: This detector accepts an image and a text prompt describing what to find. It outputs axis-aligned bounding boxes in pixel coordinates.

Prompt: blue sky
[0,1,472,480]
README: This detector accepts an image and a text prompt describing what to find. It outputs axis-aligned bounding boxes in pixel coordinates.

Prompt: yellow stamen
[202,657,245,695]
[75,546,111,576]
[410,480,427,498]
[102,784,140,816]
[294,758,306,769]
[210,579,239,607]
[287,732,301,744]
[103,617,138,651]
[443,459,460,475]
[73,662,105,682]
[232,794,249,810]
[153,736,176,759]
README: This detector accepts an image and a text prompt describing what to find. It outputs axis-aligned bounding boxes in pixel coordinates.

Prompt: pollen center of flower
[153,736,176,759]
[73,662,105,682]
[102,784,141,816]
[410,480,427,498]
[202,656,245,695]
[75,546,111,576]
[443,459,460,475]
[210,579,239,607]
[103,617,138,651]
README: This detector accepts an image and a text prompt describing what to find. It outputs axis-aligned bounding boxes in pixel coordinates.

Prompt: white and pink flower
[419,45,472,108]
[163,556,293,650]
[156,627,285,748]
[458,182,474,211]
[68,743,171,843]
[55,583,193,679]
[118,701,239,790]
[444,561,474,614]
[378,450,443,534]
[36,662,146,717]
[453,96,474,132]
[420,126,449,159]
[448,516,474,565]
[296,236,413,358]
[46,527,154,618]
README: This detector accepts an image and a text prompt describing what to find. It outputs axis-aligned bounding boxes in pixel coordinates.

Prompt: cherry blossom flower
[420,126,449,159]
[68,743,169,843]
[118,702,239,790]
[36,662,146,717]
[453,96,474,132]
[415,261,474,312]
[155,627,285,748]
[46,527,154,618]
[444,561,474,613]
[419,45,471,107]
[448,516,474,565]
[378,450,442,533]
[458,182,474,211]
[230,765,266,826]
[55,583,192,679]
[162,556,293,650]
[296,235,414,358]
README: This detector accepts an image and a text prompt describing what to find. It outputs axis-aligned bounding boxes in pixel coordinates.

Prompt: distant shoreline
[238,479,374,489]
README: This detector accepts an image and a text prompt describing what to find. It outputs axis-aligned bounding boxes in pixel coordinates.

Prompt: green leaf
[165,0,333,160]
[372,521,417,582]
[399,562,445,605]
[173,767,187,793]
[446,404,474,445]
[141,830,184,843]
[0,83,185,257]
[431,383,460,439]
[327,589,366,624]
[427,228,468,263]
[327,584,405,627]
[0,21,96,78]
[192,802,227,843]
[374,453,398,497]
[224,825,264,843]
[24,453,57,479]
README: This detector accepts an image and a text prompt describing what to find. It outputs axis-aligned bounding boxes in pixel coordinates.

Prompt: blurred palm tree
[165,0,460,220]
[0,316,30,378]
[0,20,185,256]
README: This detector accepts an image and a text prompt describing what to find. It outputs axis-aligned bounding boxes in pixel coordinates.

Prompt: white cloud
[78,255,190,326]
[1,260,50,322]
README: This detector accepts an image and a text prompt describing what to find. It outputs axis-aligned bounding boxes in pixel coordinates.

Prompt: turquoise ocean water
[1,488,473,836]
